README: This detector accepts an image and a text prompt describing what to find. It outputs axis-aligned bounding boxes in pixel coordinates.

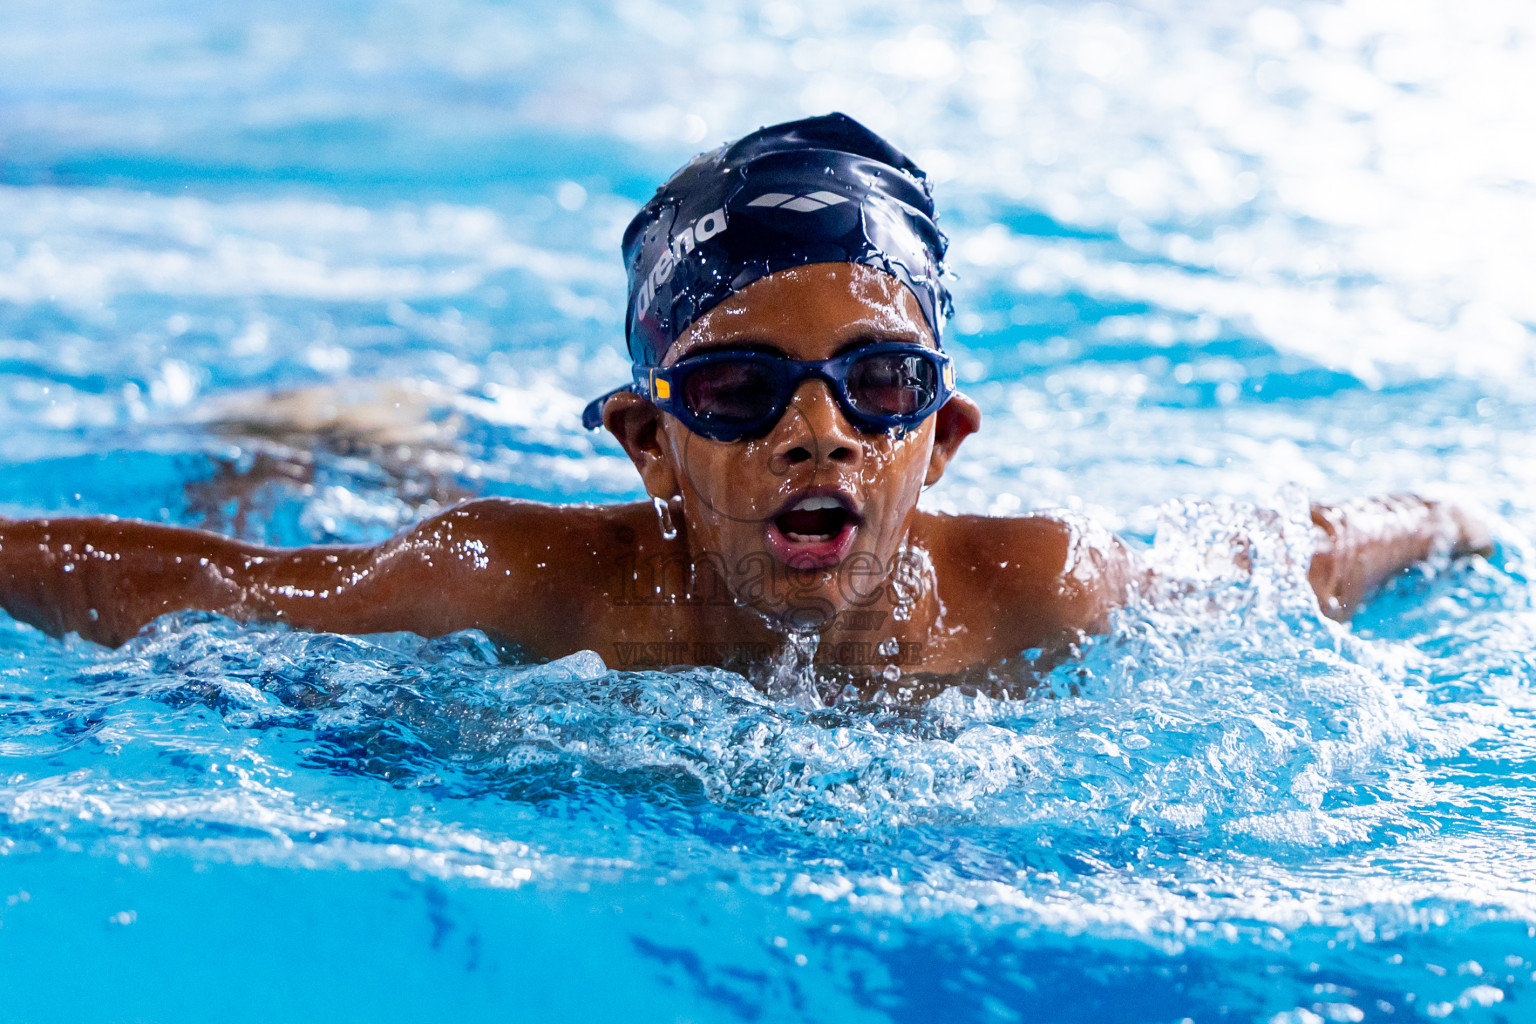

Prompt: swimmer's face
[606,263,981,630]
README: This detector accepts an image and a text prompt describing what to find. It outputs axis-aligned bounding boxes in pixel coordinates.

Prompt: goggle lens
[845,352,937,417]
[679,360,783,426]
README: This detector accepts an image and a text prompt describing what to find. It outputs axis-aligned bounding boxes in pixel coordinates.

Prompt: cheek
[661,428,784,543]
[851,433,933,550]
[860,427,935,499]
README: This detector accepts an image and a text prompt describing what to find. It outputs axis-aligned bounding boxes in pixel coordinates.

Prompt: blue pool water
[4,1,1536,1020]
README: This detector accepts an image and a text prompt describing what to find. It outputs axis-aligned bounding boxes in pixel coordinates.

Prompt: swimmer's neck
[642,519,950,676]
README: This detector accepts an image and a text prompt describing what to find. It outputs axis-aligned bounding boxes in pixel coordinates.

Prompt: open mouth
[774,495,853,542]
[765,492,861,568]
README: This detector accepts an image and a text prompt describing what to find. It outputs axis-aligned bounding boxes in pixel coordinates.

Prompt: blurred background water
[2,1,1535,1021]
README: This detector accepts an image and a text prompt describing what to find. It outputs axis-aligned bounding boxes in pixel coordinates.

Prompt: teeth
[791,495,845,512]
[785,532,831,542]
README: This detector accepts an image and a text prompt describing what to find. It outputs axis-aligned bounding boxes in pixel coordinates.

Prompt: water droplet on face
[653,495,679,540]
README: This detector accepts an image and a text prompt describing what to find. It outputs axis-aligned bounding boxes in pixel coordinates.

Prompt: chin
[709,544,850,632]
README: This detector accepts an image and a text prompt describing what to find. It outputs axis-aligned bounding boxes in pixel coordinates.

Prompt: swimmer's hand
[1307,495,1491,621]
[1442,501,1495,558]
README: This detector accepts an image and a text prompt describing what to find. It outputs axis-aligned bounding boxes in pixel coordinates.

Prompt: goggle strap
[581,383,636,430]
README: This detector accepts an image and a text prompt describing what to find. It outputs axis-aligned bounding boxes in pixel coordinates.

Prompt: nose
[769,378,861,470]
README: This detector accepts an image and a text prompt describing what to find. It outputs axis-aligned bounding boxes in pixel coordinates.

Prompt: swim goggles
[581,342,956,443]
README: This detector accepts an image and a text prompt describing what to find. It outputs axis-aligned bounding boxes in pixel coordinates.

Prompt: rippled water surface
[3,1,1536,1021]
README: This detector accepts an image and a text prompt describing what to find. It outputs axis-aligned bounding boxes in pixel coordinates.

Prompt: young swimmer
[0,114,1491,698]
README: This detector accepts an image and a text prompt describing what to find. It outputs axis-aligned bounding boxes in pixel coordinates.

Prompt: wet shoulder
[919,510,1131,633]
[406,498,657,651]
[418,497,652,570]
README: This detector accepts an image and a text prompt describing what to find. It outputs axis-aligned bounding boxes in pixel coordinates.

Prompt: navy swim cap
[622,112,951,366]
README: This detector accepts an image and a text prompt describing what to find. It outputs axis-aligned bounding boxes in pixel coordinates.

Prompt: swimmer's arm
[1307,496,1491,621]
[0,500,545,647]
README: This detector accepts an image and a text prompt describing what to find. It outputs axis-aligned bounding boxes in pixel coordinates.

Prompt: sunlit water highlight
[3,1,1536,1021]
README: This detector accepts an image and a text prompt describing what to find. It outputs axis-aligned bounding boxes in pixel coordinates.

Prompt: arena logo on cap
[746,190,850,213]
[636,206,728,314]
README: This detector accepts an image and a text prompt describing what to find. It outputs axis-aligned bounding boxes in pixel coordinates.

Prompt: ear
[604,391,682,500]
[924,392,981,486]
